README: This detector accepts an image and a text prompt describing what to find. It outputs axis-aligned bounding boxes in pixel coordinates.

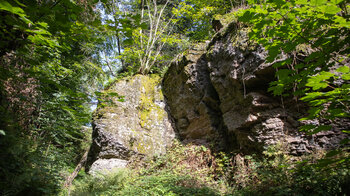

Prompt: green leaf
[322,4,341,15]
[140,22,148,30]
[107,92,119,97]
[336,66,350,73]
[306,106,323,118]
[310,0,327,6]
[0,1,25,16]
[310,125,332,134]
[276,69,293,79]
[300,92,324,101]
[334,16,350,28]
[306,72,334,90]
[316,158,338,167]
[318,71,335,80]
[95,91,103,96]
[330,0,345,4]
[0,130,5,136]
[296,0,309,4]
[266,46,280,62]
[307,81,328,90]
[342,73,350,80]
[305,51,322,62]
[340,138,350,145]
[327,108,347,118]
[308,99,328,106]
[239,11,253,22]
[300,124,331,134]
[124,38,133,45]
[268,82,285,95]
[299,124,317,132]
[325,150,341,157]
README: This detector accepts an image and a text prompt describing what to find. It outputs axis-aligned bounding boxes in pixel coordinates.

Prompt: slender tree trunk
[104,52,116,76]
[138,0,170,74]
[63,148,89,194]
[113,0,124,69]
[115,32,125,68]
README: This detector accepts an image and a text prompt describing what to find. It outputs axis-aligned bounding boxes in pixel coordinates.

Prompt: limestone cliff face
[163,23,347,155]
[88,22,348,173]
[87,75,175,174]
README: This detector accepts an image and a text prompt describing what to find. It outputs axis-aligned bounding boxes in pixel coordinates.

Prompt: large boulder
[87,75,175,174]
[162,43,228,150]
[163,23,348,155]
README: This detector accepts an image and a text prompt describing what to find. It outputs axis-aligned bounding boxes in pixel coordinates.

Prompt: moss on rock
[139,75,167,130]
[88,74,175,173]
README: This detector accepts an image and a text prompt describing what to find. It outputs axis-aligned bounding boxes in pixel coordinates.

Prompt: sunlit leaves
[0,130,5,136]
[300,124,332,135]
[95,91,125,107]
[306,71,335,90]
[0,0,110,194]
[237,0,350,157]
[336,66,350,73]
[0,1,27,19]
[171,0,232,41]
[300,92,324,102]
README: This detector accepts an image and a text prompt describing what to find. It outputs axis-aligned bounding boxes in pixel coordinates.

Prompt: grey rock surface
[163,23,348,155]
[87,75,175,173]
[162,43,227,149]
[89,158,128,175]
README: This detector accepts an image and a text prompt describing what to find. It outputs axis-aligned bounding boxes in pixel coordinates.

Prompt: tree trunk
[63,148,89,194]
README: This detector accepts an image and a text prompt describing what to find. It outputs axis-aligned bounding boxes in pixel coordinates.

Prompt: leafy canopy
[238,0,350,163]
[0,0,108,194]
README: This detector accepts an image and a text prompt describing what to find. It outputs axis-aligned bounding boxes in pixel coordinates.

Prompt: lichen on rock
[139,75,166,130]
[86,74,175,174]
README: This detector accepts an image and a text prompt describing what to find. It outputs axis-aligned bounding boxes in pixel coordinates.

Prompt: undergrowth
[69,140,350,196]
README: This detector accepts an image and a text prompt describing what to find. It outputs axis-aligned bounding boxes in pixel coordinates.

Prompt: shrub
[70,140,350,196]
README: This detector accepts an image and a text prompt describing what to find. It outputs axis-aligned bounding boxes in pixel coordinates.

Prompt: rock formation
[163,23,348,155]
[87,21,349,173]
[87,75,175,174]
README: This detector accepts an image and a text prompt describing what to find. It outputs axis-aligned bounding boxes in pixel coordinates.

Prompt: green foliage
[97,0,189,76]
[237,0,350,163]
[171,0,236,41]
[1,0,349,195]
[124,0,191,75]
[0,0,107,194]
[99,0,245,76]
[231,144,350,196]
[70,141,350,195]
[95,90,125,108]
[71,140,228,195]
[300,67,350,123]
[70,169,130,195]
[71,169,221,196]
